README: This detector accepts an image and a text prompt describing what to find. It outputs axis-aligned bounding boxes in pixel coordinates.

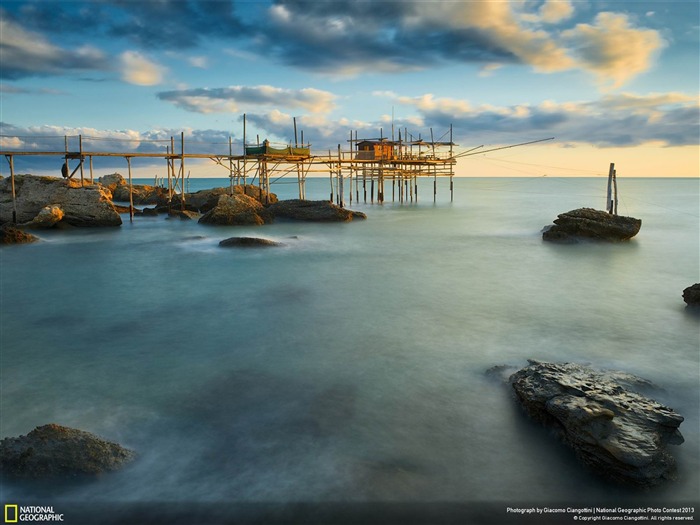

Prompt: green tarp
[245,144,310,157]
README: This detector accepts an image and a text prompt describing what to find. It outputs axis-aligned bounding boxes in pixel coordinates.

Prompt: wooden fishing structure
[1,116,554,224]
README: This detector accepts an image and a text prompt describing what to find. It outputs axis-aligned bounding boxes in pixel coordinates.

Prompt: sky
[0,0,698,178]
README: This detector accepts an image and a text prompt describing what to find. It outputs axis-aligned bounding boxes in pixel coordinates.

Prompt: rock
[0,175,121,227]
[219,236,283,248]
[141,207,159,217]
[0,224,39,244]
[198,194,271,226]
[97,173,126,194]
[510,361,684,488]
[99,173,170,205]
[111,183,170,206]
[169,210,200,221]
[22,205,64,228]
[172,185,278,212]
[0,423,135,480]
[267,199,367,222]
[234,184,278,205]
[542,208,641,242]
[175,187,231,212]
[682,283,700,307]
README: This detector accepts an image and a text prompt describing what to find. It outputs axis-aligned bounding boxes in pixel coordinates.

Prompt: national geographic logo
[4,505,64,522]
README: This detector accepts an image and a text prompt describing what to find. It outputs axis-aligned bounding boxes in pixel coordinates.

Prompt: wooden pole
[89,155,94,183]
[433,167,437,203]
[338,144,343,207]
[229,136,234,195]
[7,155,17,224]
[166,145,172,210]
[613,168,618,215]
[329,149,333,202]
[63,136,69,180]
[79,135,84,185]
[127,156,134,222]
[243,113,247,186]
[180,132,186,211]
[606,162,615,213]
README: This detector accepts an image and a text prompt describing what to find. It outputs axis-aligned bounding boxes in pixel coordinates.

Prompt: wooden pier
[1,121,461,218]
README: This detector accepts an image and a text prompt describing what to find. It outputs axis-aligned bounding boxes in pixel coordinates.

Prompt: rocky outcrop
[171,185,278,212]
[0,424,135,480]
[198,194,271,226]
[510,361,684,488]
[0,175,121,227]
[234,184,278,205]
[168,210,200,220]
[682,284,700,307]
[99,173,171,206]
[23,205,64,228]
[219,236,283,248]
[267,199,367,222]
[542,208,641,243]
[0,224,39,244]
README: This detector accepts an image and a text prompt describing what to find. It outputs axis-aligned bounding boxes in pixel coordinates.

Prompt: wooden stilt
[613,168,618,215]
[433,171,437,203]
[126,156,134,223]
[6,155,17,224]
[79,135,84,185]
[606,162,615,214]
[363,171,367,203]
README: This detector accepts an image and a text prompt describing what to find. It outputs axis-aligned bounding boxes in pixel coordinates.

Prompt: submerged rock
[682,283,700,307]
[267,199,367,222]
[542,208,641,243]
[0,224,39,244]
[0,424,135,480]
[510,361,684,488]
[219,236,283,248]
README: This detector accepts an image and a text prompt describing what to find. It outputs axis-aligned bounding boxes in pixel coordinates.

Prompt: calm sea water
[1,177,698,521]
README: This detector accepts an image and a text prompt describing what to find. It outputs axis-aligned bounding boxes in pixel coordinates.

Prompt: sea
[1,176,698,524]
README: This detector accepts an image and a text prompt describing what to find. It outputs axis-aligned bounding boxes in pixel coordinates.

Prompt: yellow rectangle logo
[4,504,18,523]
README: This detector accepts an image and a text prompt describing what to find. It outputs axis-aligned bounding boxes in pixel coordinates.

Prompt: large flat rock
[543,208,641,242]
[510,361,684,487]
[1,175,121,227]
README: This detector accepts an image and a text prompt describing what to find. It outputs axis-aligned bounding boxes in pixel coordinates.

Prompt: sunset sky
[1,0,698,178]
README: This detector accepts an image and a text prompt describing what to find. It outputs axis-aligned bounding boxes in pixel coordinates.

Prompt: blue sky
[1,0,698,177]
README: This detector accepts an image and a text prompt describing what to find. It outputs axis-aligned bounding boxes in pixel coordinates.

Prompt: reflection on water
[1,178,698,510]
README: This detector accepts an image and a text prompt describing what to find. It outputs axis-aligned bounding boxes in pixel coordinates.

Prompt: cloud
[188,56,209,69]
[0,15,108,79]
[1,2,667,89]
[538,0,575,24]
[157,85,337,114]
[119,51,166,86]
[392,92,698,147]
[8,1,248,51]
[562,12,666,88]
[251,1,666,87]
